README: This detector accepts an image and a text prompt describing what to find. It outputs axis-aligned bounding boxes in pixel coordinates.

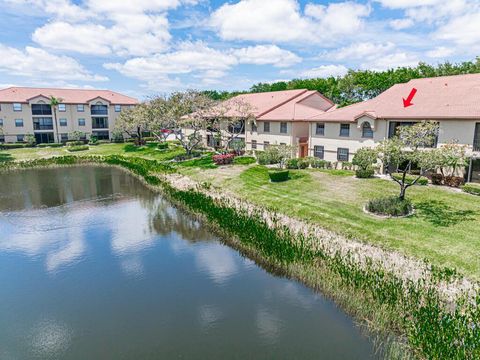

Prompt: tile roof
[308,73,480,122]
[223,89,335,120]
[0,87,138,105]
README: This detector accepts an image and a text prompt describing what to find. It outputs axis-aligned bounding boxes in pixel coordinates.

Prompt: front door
[471,159,480,183]
[299,143,307,158]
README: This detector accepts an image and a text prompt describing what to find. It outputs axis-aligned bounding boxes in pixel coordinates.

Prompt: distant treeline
[202,57,480,107]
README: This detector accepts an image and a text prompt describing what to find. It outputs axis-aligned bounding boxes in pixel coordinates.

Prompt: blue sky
[0,0,479,100]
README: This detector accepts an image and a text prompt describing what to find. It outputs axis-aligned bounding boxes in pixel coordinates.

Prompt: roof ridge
[256,89,309,117]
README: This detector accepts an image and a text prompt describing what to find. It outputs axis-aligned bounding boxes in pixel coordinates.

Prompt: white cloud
[389,18,414,30]
[300,64,348,78]
[233,45,301,67]
[0,44,108,82]
[426,46,454,58]
[323,42,396,61]
[367,51,419,71]
[434,11,480,46]
[210,0,370,44]
[376,0,443,9]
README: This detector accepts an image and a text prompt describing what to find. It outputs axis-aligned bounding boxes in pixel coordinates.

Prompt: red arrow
[403,88,417,108]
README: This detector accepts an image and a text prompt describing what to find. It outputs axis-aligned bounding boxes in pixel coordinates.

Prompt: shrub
[352,147,378,169]
[233,156,255,165]
[444,175,465,188]
[310,159,329,169]
[268,169,289,182]
[285,158,299,169]
[213,153,235,165]
[67,145,89,152]
[341,161,353,170]
[88,136,98,145]
[157,142,169,150]
[298,158,309,169]
[366,196,413,217]
[174,151,202,161]
[256,151,270,165]
[66,140,84,146]
[430,173,444,185]
[37,143,63,148]
[392,173,428,185]
[356,166,374,178]
[0,143,29,149]
[462,183,480,196]
[97,140,110,144]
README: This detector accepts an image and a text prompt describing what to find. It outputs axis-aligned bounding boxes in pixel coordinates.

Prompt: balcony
[91,105,108,115]
[31,104,52,116]
[33,117,53,130]
[92,117,109,129]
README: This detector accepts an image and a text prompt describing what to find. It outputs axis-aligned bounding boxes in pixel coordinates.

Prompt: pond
[0,166,379,359]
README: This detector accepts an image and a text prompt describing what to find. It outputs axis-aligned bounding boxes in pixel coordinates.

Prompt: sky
[0,0,479,100]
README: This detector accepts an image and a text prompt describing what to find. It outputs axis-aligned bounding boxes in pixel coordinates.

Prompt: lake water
[0,166,379,359]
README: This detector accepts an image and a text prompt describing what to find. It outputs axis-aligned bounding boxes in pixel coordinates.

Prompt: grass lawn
[182,165,480,279]
[0,142,186,162]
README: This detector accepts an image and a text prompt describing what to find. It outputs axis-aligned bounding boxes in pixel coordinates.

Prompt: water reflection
[0,167,379,359]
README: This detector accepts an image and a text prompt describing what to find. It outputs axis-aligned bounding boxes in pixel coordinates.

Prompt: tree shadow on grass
[0,152,13,163]
[415,200,478,227]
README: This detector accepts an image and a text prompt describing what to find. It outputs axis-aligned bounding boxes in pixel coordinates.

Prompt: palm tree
[49,96,63,143]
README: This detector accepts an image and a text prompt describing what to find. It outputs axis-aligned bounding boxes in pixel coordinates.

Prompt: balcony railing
[92,117,109,129]
[91,105,108,115]
[33,124,54,130]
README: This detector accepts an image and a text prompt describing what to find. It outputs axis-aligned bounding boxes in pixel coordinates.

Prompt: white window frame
[13,103,22,112]
[59,118,67,127]
[77,104,85,112]
[15,119,24,127]
[314,145,324,159]
[58,104,66,112]
[114,105,121,112]
[78,118,86,126]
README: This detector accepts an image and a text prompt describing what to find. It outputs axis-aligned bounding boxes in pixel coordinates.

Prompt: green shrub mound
[430,173,444,185]
[157,142,169,150]
[0,143,30,149]
[462,183,480,196]
[66,140,84,146]
[392,173,428,185]
[268,169,289,182]
[309,158,330,169]
[355,167,375,178]
[37,143,63,148]
[366,196,413,217]
[67,145,89,152]
[233,156,255,165]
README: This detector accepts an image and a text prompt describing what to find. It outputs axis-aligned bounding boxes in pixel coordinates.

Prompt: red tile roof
[0,87,138,105]
[308,73,480,122]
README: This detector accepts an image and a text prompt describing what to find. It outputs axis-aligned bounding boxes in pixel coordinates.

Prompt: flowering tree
[115,104,149,145]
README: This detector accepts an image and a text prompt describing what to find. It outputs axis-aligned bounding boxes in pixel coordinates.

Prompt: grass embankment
[1,155,479,359]
[182,165,480,280]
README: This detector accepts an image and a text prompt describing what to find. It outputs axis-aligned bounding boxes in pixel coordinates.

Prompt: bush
[298,158,309,169]
[356,166,374,178]
[462,183,480,196]
[233,156,256,165]
[341,161,353,170]
[213,153,235,165]
[157,142,169,150]
[66,140,84,146]
[392,173,428,185]
[0,143,29,149]
[268,169,289,182]
[310,158,329,169]
[430,173,444,185]
[175,151,202,161]
[37,143,63,148]
[286,158,299,169]
[67,145,89,152]
[444,175,465,188]
[88,136,98,145]
[97,140,110,144]
[366,196,413,217]
[256,151,270,165]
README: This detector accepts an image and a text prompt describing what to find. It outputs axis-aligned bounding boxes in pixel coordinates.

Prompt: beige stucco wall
[0,98,129,142]
[245,120,294,151]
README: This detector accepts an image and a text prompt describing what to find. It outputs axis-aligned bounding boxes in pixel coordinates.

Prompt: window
[92,130,109,140]
[316,123,325,136]
[78,118,86,126]
[33,117,53,130]
[13,103,22,112]
[362,122,373,138]
[337,148,349,162]
[59,118,67,127]
[0,135,4,143]
[340,124,350,137]
[251,140,257,149]
[263,121,270,133]
[60,133,69,142]
[77,104,84,112]
[31,104,52,115]
[58,104,66,112]
[17,135,24,142]
[251,122,257,132]
[115,105,121,112]
[15,119,24,127]
[314,145,324,159]
[0,119,3,127]
[280,122,287,134]
[264,141,270,149]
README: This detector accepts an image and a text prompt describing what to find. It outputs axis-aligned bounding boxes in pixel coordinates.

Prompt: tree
[352,147,378,170]
[377,121,440,200]
[115,104,150,145]
[49,96,63,143]
[209,97,255,151]
[168,90,214,155]
[145,95,175,143]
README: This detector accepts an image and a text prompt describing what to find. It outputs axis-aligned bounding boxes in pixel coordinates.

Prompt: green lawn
[0,142,186,162]
[182,165,480,279]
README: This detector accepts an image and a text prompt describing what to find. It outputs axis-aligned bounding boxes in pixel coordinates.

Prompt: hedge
[462,183,480,196]
[268,169,289,182]
[67,145,89,152]
[0,143,30,149]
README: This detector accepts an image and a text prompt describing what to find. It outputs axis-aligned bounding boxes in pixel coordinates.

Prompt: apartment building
[307,74,480,182]
[0,87,138,143]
